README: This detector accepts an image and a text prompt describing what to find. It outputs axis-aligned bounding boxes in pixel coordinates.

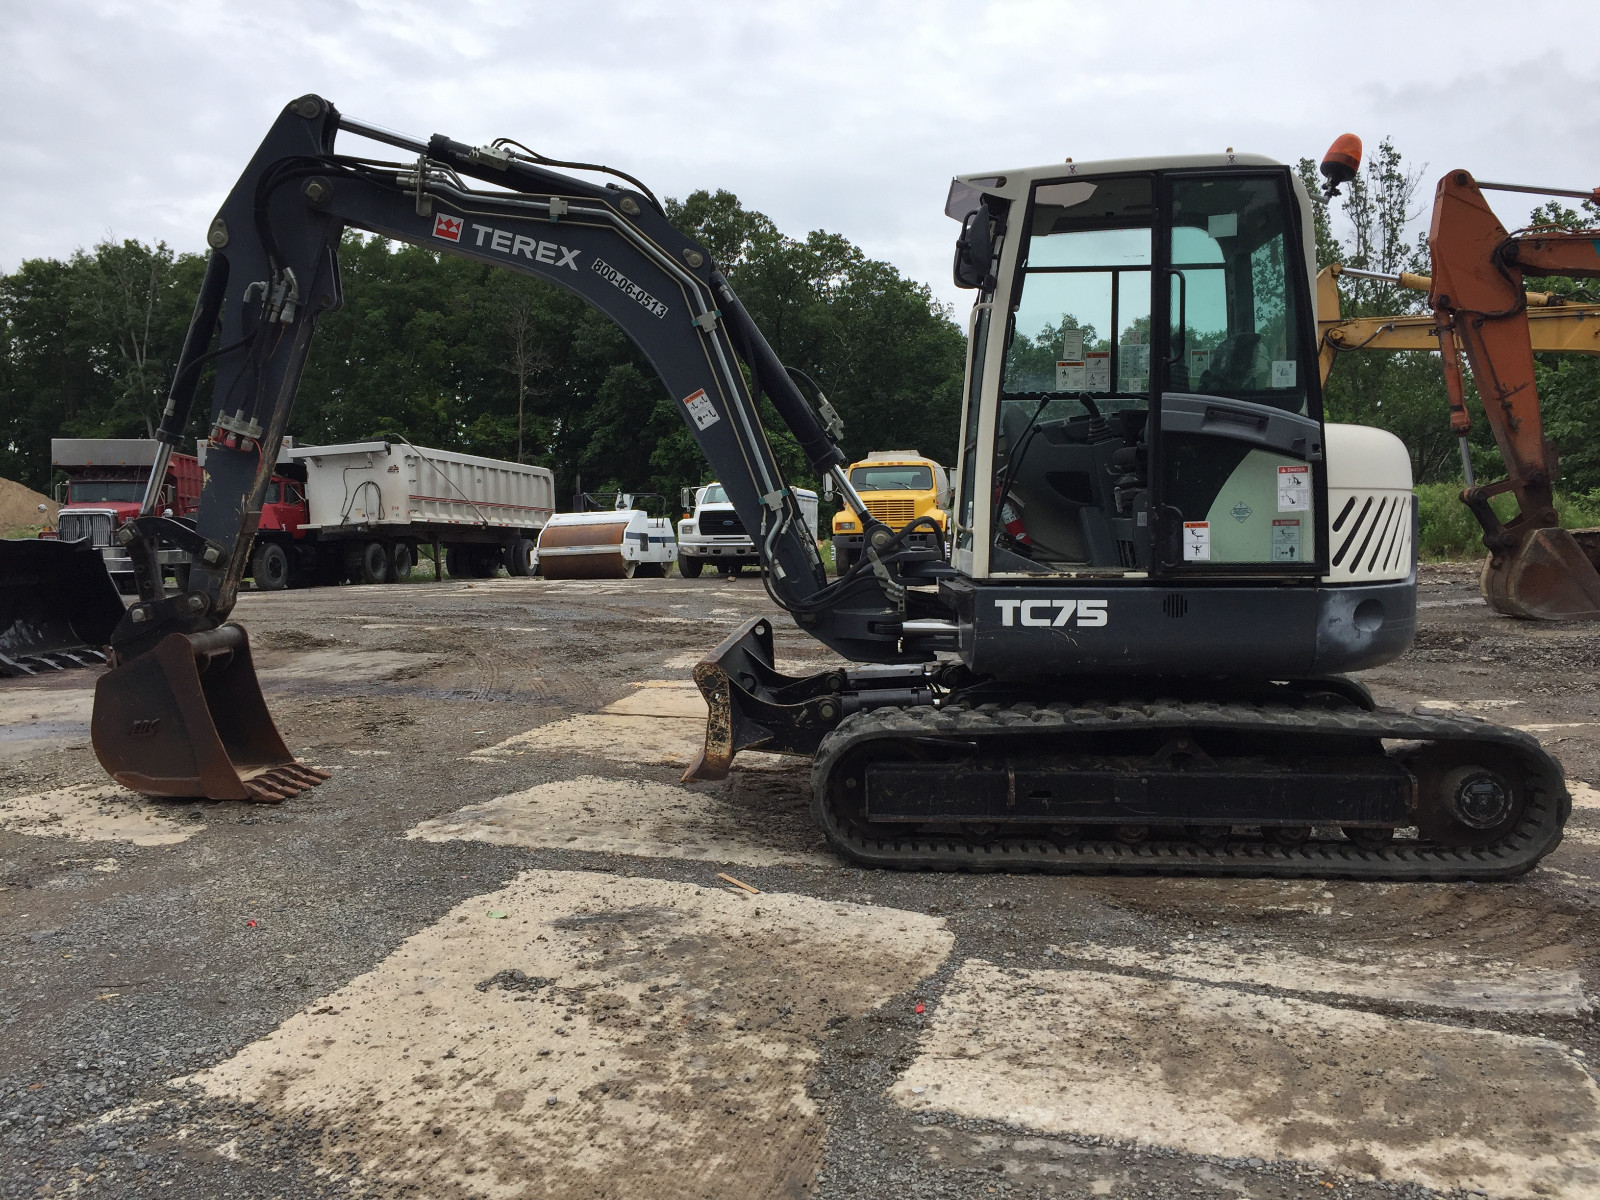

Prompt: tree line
[4,148,1597,512]
[0,189,966,506]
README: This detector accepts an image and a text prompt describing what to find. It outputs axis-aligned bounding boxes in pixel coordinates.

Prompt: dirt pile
[0,476,56,535]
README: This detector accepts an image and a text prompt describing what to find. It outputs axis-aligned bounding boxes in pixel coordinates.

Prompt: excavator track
[810,697,1569,880]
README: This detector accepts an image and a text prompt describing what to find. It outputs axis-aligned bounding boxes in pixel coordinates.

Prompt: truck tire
[445,545,467,578]
[388,542,414,583]
[345,540,388,585]
[835,549,856,577]
[505,537,537,577]
[469,546,500,578]
[252,541,290,591]
[678,554,703,579]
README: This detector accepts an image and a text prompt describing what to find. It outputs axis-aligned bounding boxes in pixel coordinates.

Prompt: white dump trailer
[236,440,556,587]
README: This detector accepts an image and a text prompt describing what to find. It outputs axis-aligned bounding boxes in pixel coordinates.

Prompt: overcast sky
[4,0,1597,313]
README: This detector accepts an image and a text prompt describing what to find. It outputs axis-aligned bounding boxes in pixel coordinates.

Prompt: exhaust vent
[1162,593,1188,618]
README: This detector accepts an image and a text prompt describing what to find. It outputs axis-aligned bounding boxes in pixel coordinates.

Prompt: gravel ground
[2,562,1599,1199]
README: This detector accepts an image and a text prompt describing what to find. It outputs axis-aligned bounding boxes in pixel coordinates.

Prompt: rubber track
[810,698,1570,880]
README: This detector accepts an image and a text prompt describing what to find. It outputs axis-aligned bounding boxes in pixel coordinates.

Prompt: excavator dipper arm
[92,95,949,799]
[1427,170,1600,619]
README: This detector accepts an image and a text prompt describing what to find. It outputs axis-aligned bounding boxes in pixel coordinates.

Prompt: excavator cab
[957,166,1322,584]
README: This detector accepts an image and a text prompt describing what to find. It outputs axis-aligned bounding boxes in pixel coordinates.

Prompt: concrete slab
[407,775,832,866]
[602,682,708,719]
[895,962,1600,1198]
[469,681,793,771]
[1050,939,1587,1014]
[174,870,953,1197]
[0,782,199,845]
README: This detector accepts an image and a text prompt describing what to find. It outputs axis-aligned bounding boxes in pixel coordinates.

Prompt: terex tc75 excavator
[76,97,1568,879]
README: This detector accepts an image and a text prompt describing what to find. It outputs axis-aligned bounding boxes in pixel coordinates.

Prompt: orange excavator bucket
[1482,527,1600,621]
[91,624,328,802]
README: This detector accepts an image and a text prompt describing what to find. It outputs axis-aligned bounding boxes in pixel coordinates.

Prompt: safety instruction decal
[1183,521,1211,561]
[1277,464,1309,511]
[1086,350,1110,392]
[1271,359,1298,388]
[682,388,721,431]
[1062,328,1085,360]
[1056,360,1086,390]
[1272,518,1301,561]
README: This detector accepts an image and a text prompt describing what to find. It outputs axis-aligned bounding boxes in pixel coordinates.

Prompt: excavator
[43,97,1572,877]
[1317,142,1600,621]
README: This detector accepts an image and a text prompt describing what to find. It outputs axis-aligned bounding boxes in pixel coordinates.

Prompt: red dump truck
[43,438,204,593]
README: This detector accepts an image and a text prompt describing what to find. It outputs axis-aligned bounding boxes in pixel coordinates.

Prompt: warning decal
[1183,521,1211,562]
[1277,464,1310,512]
[682,388,721,431]
[1086,350,1110,392]
[1271,518,1301,562]
[1056,361,1086,390]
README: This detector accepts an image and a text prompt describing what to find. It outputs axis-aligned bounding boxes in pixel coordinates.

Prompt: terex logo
[432,214,463,242]
[471,223,580,270]
[995,598,1108,628]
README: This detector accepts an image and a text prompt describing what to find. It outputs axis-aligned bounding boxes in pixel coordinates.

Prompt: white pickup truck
[676,482,818,579]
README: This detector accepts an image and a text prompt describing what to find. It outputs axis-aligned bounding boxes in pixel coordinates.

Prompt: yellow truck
[830,451,952,575]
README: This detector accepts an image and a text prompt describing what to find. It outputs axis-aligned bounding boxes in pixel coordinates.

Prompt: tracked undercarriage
[812,694,1567,880]
[689,618,1568,881]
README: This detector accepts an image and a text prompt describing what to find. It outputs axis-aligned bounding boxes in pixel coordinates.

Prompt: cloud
[3,0,1596,313]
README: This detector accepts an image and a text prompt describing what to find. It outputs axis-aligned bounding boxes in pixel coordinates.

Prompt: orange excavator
[1320,137,1600,620]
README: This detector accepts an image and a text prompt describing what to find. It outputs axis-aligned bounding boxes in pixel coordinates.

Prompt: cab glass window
[1162,175,1306,413]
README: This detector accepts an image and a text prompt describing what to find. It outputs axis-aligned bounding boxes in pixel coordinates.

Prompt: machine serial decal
[432,214,463,242]
[592,258,668,318]
[994,599,1108,627]
[469,223,580,269]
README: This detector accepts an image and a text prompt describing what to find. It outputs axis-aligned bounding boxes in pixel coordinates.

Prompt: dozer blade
[684,616,832,782]
[1481,526,1600,621]
[91,623,328,802]
[0,538,125,676]
[682,616,935,782]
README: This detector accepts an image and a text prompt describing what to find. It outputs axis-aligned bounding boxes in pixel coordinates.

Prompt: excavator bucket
[0,538,125,676]
[1482,526,1600,621]
[91,624,329,802]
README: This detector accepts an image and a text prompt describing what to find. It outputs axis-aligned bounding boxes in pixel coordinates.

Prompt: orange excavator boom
[1427,169,1600,619]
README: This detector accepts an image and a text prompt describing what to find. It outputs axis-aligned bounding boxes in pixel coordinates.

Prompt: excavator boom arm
[88,94,947,801]
[114,95,923,666]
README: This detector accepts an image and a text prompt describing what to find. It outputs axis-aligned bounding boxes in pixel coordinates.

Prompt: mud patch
[256,648,439,685]
[171,870,952,1196]
[1052,939,1588,1014]
[407,775,831,865]
[896,962,1600,1197]
[0,782,199,845]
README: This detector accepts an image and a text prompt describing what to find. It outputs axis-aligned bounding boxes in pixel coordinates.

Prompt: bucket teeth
[241,763,330,804]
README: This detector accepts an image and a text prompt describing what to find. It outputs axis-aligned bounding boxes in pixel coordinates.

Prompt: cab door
[1149,170,1326,576]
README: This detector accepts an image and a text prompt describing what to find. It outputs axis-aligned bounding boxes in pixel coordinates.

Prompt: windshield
[701,484,729,505]
[68,480,143,503]
[850,465,933,492]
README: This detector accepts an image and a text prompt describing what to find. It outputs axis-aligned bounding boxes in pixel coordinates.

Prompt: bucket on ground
[0,537,126,676]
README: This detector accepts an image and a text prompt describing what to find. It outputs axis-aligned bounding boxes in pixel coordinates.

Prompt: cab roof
[947,151,1285,218]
